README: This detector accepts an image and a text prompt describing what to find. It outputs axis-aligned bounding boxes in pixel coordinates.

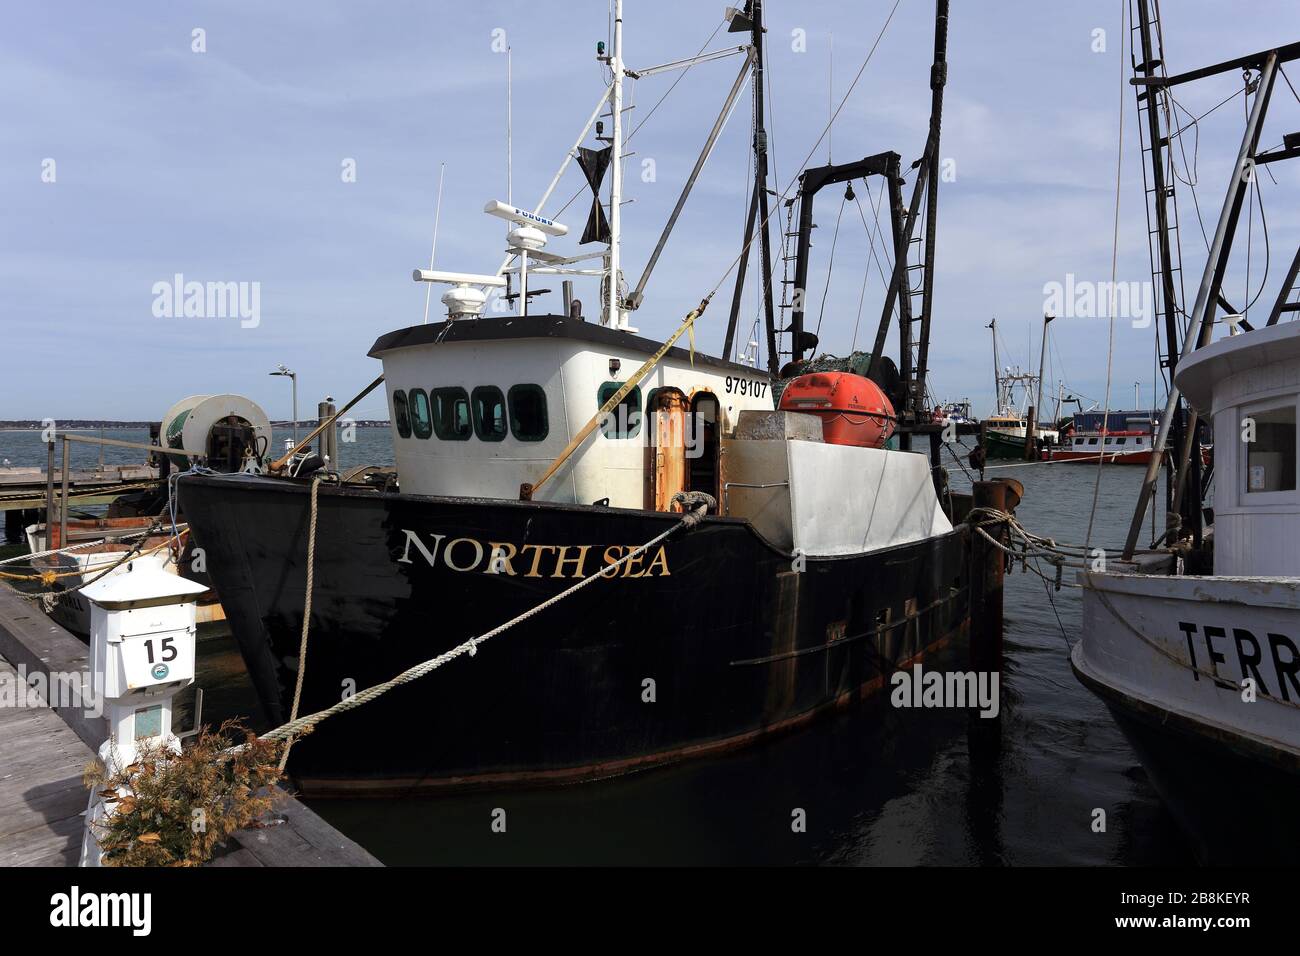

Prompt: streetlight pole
[270,365,298,448]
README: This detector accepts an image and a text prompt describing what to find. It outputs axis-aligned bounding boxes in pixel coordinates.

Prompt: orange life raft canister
[778,372,896,448]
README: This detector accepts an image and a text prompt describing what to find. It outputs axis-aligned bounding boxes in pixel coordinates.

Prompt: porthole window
[472,386,508,442]
[431,387,471,441]
[1245,404,1296,493]
[508,384,549,441]
[598,381,642,439]
[393,389,412,439]
[409,388,433,440]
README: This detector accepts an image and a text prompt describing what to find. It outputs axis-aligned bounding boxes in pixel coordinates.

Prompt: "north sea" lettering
[396,530,670,579]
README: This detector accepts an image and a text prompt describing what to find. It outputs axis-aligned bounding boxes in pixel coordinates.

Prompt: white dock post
[78,563,207,867]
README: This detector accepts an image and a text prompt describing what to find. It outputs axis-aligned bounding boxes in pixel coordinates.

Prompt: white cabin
[368,314,953,556]
[370,315,775,510]
[1177,321,1300,575]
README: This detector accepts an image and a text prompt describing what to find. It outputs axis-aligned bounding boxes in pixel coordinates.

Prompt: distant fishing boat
[981,316,1059,459]
[1041,409,1160,465]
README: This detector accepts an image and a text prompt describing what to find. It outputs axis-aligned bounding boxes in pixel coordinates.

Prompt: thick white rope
[279,476,322,769]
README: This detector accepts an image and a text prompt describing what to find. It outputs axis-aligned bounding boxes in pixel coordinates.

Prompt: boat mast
[606,0,626,329]
[987,318,999,412]
[1122,45,1286,559]
[909,0,949,421]
[722,0,778,376]
[1033,313,1052,427]
[752,0,778,377]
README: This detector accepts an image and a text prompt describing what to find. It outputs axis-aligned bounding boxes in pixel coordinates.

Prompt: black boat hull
[179,474,972,794]
[1073,658,1300,864]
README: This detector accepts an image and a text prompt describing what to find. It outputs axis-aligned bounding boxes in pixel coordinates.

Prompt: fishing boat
[981,316,1059,458]
[176,0,1008,795]
[1072,5,1300,862]
[1041,410,1159,464]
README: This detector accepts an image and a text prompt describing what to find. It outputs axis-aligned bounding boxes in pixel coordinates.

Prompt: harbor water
[0,427,1193,865]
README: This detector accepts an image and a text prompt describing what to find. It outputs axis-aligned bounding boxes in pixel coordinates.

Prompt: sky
[2,0,1298,421]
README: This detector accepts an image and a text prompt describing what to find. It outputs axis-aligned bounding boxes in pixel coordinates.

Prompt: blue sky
[2,0,1297,421]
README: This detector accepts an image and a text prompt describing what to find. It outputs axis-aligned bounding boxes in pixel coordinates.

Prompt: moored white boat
[1072,14,1300,862]
[1075,316,1300,862]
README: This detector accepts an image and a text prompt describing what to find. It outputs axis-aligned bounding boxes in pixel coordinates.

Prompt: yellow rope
[0,534,183,584]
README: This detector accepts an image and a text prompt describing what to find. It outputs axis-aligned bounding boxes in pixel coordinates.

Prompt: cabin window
[597,382,642,439]
[1115,437,1126,446]
[409,388,433,440]
[1088,438,1098,446]
[508,384,549,441]
[393,390,412,439]
[471,386,508,442]
[1245,404,1296,493]
[431,387,471,441]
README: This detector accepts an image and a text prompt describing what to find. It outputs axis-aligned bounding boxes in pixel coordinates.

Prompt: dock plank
[0,657,93,867]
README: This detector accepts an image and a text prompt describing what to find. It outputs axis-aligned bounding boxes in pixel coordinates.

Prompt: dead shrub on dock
[83,719,300,867]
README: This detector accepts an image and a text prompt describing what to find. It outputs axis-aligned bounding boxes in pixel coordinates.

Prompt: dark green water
[1,429,1195,864]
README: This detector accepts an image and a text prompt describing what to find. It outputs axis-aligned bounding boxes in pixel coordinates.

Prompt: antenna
[421,162,447,325]
[607,0,626,329]
[507,45,513,207]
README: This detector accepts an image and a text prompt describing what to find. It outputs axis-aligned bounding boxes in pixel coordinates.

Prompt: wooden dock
[0,655,93,866]
[0,463,158,511]
[0,586,381,867]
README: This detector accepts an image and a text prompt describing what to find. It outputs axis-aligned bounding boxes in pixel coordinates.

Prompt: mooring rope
[964,506,1171,597]
[279,475,324,770]
[255,491,714,746]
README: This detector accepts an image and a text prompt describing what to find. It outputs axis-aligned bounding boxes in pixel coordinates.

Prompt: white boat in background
[24,517,223,634]
[27,546,175,635]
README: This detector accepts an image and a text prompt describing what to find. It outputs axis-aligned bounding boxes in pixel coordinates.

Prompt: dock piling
[968,480,1008,676]
[59,436,70,551]
[44,440,55,547]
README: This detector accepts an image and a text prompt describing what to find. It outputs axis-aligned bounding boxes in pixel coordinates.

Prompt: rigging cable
[556,18,725,220]
[1241,76,1272,317]
[1282,63,1300,104]
[1085,0,1128,551]
[854,179,896,315]
[702,0,904,304]
[813,192,848,341]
